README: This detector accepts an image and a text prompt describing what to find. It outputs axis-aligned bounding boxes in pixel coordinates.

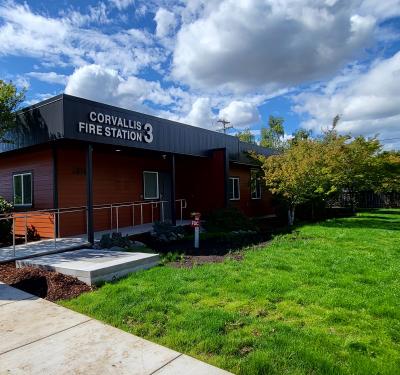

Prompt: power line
[379,137,400,142]
[216,119,233,134]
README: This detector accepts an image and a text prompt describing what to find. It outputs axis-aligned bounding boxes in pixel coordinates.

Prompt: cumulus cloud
[180,98,216,128]
[65,64,189,113]
[292,52,400,148]
[154,8,177,38]
[219,101,259,129]
[172,0,377,92]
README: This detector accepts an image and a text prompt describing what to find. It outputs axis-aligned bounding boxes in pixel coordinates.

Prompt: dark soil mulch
[0,262,93,301]
[133,232,271,256]
[168,252,244,268]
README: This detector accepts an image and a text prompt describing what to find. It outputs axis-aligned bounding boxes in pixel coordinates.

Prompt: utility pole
[217,119,233,134]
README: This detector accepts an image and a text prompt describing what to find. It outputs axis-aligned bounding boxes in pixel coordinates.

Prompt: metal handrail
[1,198,187,258]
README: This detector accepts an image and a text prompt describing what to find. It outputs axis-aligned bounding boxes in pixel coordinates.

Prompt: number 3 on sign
[143,123,153,143]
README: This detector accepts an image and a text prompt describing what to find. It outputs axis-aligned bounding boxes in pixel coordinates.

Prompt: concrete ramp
[16,249,160,285]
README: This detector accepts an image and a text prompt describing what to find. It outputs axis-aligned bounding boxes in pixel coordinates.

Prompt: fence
[329,191,400,209]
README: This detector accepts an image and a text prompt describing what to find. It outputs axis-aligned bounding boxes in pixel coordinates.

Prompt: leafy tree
[290,128,312,145]
[256,123,396,224]
[235,128,256,144]
[0,80,26,143]
[260,115,285,149]
[256,139,334,226]
[321,128,383,210]
[374,151,400,193]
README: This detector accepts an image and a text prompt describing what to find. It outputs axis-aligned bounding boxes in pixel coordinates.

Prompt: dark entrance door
[159,172,172,222]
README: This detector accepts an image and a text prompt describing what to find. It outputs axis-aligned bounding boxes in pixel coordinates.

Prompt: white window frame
[13,172,33,207]
[229,177,240,201]
[143,171,159,200]
[251,169,262,200]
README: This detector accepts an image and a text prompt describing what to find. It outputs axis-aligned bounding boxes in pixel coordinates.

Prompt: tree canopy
[235,128,256,144]
[0,80,25,143]
[260,115,285,149]
[256,124,399,225]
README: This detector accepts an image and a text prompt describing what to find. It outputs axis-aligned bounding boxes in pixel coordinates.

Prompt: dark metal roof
[0,94,274,162]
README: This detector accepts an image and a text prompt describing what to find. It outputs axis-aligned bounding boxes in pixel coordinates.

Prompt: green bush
[160,251,184,265]
[0,196,13,243]
[151,221,186,243]
[27,225,41,241]
[204,207,257,232]
[99,232,132,249]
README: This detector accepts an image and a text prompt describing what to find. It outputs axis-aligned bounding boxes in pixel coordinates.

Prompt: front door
[159,172,172,222]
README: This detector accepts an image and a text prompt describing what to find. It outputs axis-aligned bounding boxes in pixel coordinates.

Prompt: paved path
[0,220,191,263]
[0,282,231,375]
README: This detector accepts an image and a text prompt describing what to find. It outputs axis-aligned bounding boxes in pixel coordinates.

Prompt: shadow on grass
[320,215,400,231]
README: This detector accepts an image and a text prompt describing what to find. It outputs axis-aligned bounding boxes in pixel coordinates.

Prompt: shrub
[27,225,41,241]
[99,232,132,249]
[160,251,184,265]
[0,196,13,243]
[151,221,185,243]
[204,207,257,232]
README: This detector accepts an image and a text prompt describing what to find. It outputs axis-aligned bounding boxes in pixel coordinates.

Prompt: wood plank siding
[0,147,55,239]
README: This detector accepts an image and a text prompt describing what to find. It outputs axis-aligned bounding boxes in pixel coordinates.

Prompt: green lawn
[61,209,400,374]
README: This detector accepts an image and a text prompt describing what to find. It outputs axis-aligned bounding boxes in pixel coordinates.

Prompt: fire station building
[0,94,275,242]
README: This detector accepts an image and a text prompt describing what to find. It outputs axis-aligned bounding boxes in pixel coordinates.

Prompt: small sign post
[191,212,201,249]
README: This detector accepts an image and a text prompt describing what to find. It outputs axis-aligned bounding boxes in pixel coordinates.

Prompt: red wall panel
[0,147,53,209]
[228,163,275,217]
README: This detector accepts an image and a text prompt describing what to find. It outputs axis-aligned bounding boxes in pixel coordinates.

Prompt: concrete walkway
[0,220,191,263]
[0,237,90,263]
[0,282,231,375]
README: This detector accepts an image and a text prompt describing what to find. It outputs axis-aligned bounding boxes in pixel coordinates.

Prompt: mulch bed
[168,252,244,269]
[0,262,93,301]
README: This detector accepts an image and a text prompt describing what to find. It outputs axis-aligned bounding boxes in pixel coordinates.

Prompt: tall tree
[260,115,285,149]
[0,80,26,143]
[235,128,256,144]
[321,128,383,210]
[256,139,334,226]
[290,128,312,145]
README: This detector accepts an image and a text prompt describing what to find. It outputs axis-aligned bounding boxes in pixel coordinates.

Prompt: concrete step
[16,249,160,285]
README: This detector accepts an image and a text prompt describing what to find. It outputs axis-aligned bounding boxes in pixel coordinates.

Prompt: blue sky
[1,0,400,148]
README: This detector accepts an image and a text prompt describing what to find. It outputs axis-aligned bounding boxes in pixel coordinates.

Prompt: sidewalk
[0,282,231,375]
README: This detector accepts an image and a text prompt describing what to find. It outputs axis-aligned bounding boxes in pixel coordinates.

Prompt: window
[251,169,262,199]
[13,172,32,206]
[143,171,159,199]
[228,177,240,200]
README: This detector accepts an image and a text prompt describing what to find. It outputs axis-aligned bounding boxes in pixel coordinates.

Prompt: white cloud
[65,65,121,105]
[292,52,400,149]
[172,0,377,92]
[109,0,135,10]
[65,64,189,114]
[61,2,110,27]
[180,98,216,128]
[13,75,30,89]
[0,2,162,75]
[27,72,68,85]
[154,8,177,38]
[219,101,259,129]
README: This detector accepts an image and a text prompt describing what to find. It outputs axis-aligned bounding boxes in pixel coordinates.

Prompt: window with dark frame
[13,172,32,206]
[143,171,159,199]
[251,169,262,199]
[228,177,240,200]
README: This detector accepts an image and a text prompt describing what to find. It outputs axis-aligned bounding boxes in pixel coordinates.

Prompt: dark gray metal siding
[0,95,64,153]
[1,94,274,162]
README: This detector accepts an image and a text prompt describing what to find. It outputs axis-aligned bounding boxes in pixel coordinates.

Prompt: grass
[60,209,400,374]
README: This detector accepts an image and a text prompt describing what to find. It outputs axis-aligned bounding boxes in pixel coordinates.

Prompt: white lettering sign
[78,112,153,143]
